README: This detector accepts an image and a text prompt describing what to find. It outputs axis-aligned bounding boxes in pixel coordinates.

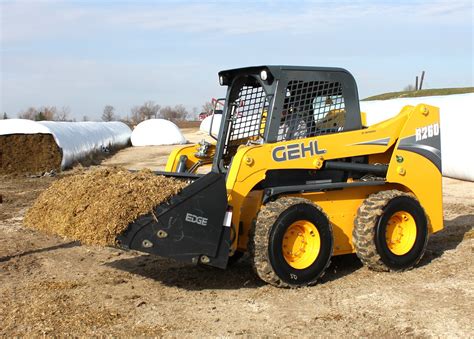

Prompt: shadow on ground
[321,253,363,283]
[108,252,364,290]
[0,241,80,263]
[108,253,264,290]
[108,215,472,290]
[419,214,473,267]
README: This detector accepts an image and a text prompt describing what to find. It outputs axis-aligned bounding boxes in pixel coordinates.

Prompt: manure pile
[24,167,188,246]
[0,134,62,175]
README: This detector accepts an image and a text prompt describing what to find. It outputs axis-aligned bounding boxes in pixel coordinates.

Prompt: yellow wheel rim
[282,221,320,269]
[385,211,417,255]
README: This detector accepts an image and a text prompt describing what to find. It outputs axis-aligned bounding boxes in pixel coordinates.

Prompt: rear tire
[249,197,333,287]
[353,190,429,271]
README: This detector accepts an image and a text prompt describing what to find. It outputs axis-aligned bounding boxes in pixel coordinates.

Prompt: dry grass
[175,120,201,128]
[363,87,473,101]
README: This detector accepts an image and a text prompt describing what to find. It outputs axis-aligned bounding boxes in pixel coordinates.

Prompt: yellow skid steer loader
[116,66,442,287]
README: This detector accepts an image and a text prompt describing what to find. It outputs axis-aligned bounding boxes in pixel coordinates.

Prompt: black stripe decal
[398,134,442,172]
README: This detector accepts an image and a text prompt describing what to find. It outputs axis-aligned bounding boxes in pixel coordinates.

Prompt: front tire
[353,190,429,271]
[249,197,333,287]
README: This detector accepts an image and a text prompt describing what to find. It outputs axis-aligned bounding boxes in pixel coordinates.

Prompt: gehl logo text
[272,140,326,162]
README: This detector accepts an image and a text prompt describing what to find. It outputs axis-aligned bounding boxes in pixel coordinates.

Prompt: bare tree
[174,104,188,121]
[40,106,57,120]
[55,106,71,121]
[158,106,174,121]
[102,105,116,121]
[130,101,161,125]
[140,101,161,120]
[191,106,199,120]
[18,105,70,121]
[120,115,133,128]
[159,105,189,123]
[130,106,142,126]
[1,112,8,119]
[403,84,416,92]
[202,101,214,115]
[18,107,38,120]
[82,115,89,121]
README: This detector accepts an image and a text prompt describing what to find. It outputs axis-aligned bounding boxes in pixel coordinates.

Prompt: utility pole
[419,71,425,90]
[415,76,419,91]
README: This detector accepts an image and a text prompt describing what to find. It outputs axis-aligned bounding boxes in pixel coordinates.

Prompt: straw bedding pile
[0,134,62,175]
[24,167,187,246]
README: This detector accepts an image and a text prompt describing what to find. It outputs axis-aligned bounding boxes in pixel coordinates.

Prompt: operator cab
[213,66,362,172]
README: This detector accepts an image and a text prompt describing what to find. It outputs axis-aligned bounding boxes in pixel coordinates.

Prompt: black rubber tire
[249,197,333,287]
[353,190,429,272]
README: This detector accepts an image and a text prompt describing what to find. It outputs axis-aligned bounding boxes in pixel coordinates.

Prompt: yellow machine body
[165,103,443,256]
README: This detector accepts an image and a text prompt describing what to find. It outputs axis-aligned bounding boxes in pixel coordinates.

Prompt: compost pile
[24,167,187,246]
[0,134,62,175]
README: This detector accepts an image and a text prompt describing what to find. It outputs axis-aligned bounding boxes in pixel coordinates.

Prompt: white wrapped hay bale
[360,93,474,181]
[131,119,186,146]
[0,119,131,172]
[200,114,221,138]
[38,121,131,168]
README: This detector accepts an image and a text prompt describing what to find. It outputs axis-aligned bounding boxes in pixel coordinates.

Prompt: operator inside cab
[278,86,346,141]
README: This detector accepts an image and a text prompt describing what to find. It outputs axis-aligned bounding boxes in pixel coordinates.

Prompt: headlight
[260,70,268,81]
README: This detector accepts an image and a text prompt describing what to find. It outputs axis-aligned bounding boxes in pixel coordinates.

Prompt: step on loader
[116,66,443,287]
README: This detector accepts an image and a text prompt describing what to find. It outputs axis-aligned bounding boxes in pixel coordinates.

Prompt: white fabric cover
[131,119,186,146]
[200,114,221,137]
[0,118,51,135]
[360,93,474,181]
[0,119,132,169]
[200,114,260,139]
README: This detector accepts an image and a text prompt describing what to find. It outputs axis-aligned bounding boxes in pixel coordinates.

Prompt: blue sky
[1,0,473,120]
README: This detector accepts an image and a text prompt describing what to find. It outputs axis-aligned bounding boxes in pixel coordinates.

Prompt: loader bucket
[116,171,231,268]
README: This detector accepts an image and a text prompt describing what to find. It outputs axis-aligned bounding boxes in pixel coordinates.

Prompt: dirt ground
[1,128,473,337]
[101,128,213,171]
